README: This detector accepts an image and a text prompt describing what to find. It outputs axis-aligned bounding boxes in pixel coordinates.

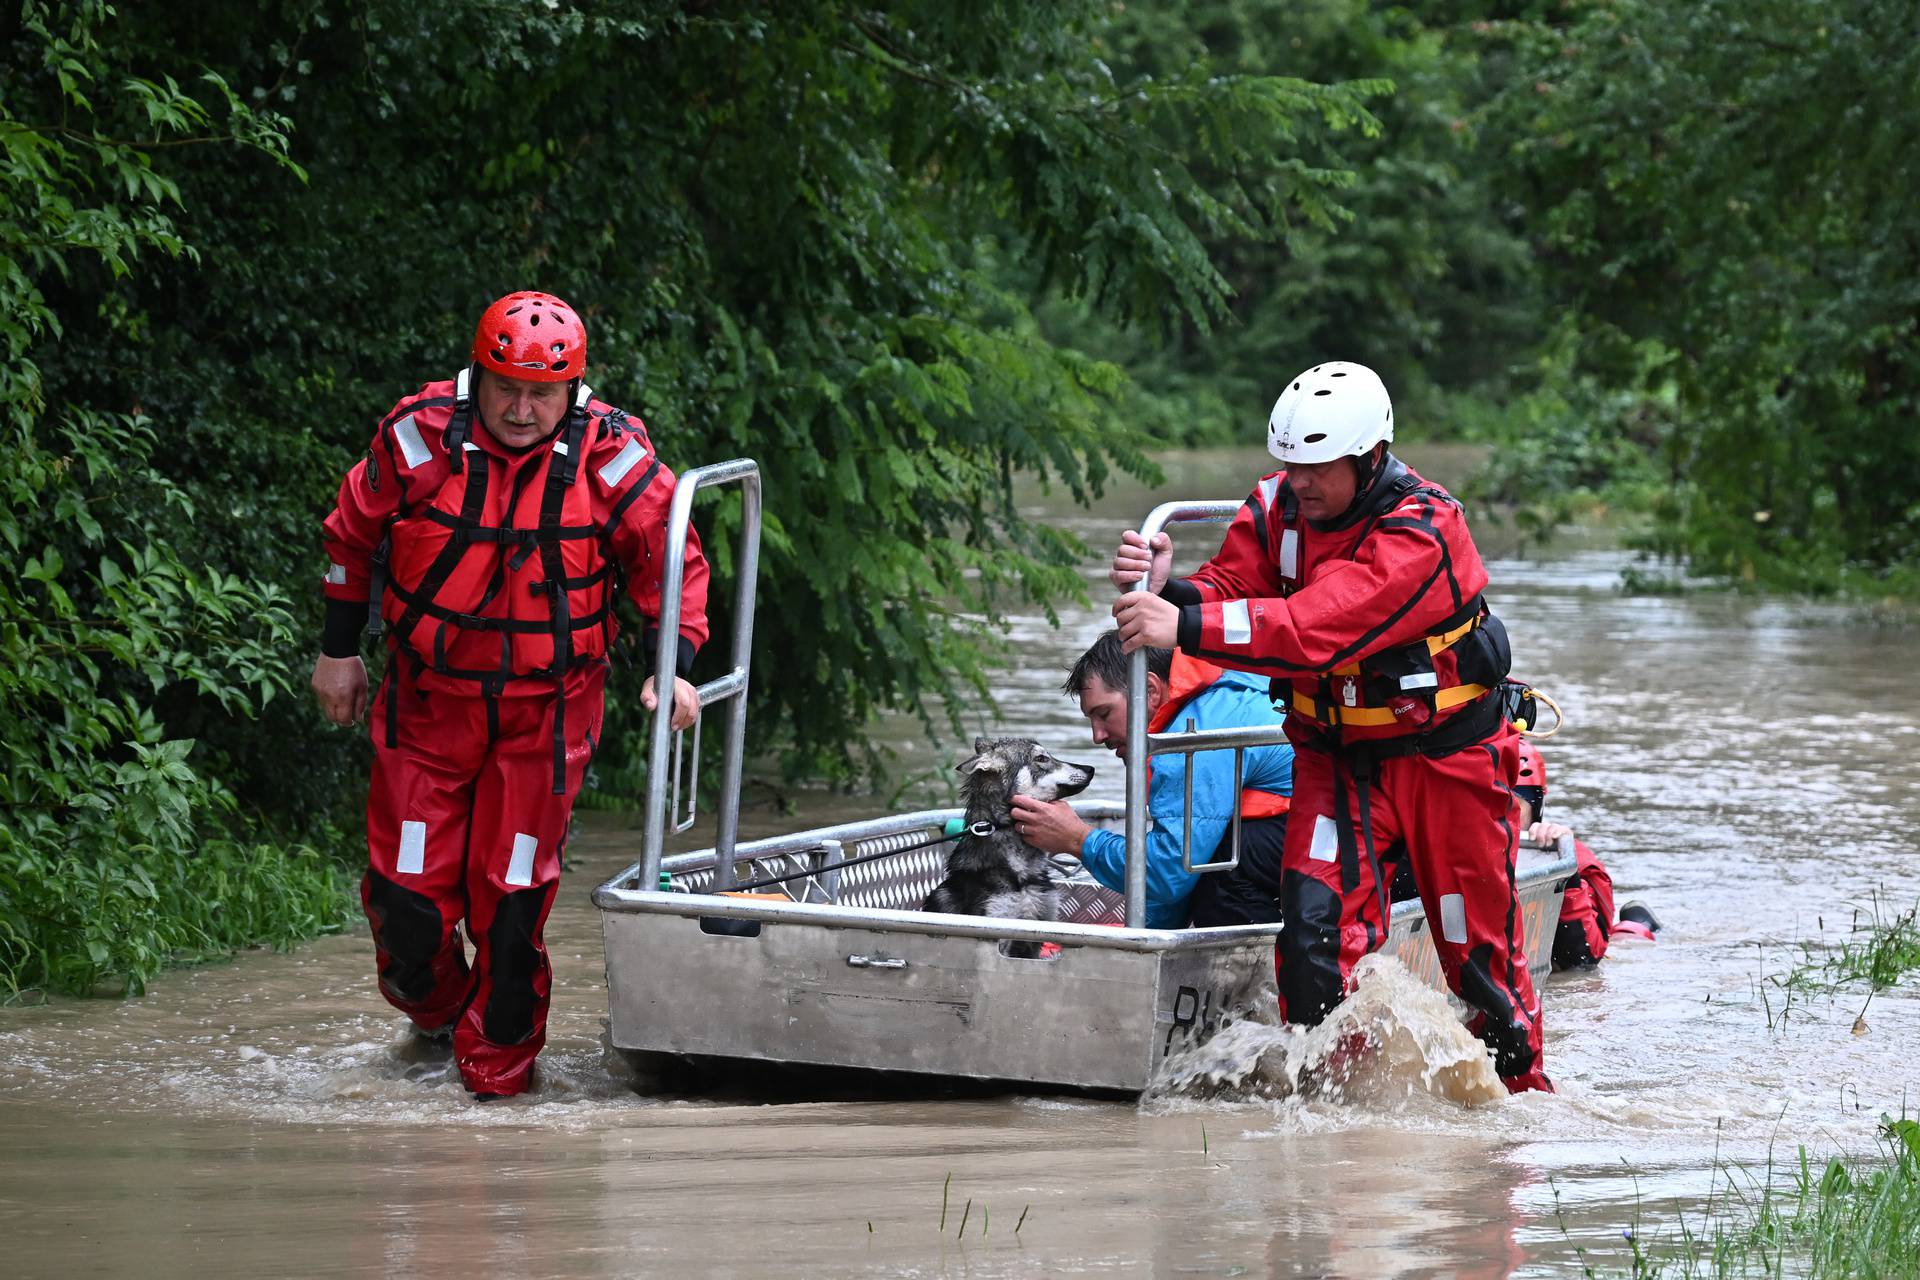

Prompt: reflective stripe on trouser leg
[452,661,607,1097]
[1273,744,1399,1025]
[1393,731,1548,1090]
[363,670,490,1031]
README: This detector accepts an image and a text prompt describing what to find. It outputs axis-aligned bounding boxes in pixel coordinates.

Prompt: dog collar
[965,820,1005,838]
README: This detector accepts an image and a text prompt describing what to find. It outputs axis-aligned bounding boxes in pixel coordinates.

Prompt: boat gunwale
[590,801,1577,956]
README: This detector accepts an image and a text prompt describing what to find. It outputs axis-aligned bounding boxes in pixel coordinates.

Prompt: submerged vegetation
[1823,899,1920,994]
[3,0,1917,993]
[1752,893,1920,1030]
[1556,1119,1920,1278]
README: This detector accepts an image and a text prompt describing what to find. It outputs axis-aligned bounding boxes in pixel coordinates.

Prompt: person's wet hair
[1064,630,1171,697]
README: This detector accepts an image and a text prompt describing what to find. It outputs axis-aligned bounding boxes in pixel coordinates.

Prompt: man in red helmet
[310,291,709,1099]
[1109,360,1550,1093]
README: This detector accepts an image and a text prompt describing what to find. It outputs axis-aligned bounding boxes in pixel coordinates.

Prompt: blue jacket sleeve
[1078,748,1238,929]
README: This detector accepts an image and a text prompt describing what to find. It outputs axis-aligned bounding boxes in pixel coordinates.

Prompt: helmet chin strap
[1334,444,1387,523]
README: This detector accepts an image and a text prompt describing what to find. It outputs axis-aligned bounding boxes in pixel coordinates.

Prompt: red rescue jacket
[1167,456,1509,746]
[322,374,709,695]
[1147,652,1291,818]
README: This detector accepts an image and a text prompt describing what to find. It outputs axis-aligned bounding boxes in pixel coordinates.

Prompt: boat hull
[592,805,1573,1094]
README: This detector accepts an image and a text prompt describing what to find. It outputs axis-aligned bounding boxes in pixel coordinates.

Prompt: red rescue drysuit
[1159,455,1549,1092]
[1552,840,1615,970]
[322,373,709,1096]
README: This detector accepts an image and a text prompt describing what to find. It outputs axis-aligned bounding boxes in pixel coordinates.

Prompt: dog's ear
[973,735,993,754]
[955,752,1005,775]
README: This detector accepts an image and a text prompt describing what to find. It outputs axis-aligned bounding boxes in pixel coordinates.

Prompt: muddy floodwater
[3,446,1917,1277]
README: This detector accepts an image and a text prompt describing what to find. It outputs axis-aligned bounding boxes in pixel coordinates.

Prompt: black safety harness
[365,368,633,793]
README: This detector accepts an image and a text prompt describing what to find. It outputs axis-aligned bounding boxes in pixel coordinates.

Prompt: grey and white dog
[923,736,1095,956]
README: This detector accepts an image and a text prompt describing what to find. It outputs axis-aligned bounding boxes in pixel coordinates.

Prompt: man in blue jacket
[1012,631,1294,927]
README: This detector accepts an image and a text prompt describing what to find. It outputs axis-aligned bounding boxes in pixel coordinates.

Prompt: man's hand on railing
[1109,530,1172,594]
[1527,820,1574,850]
[1112,591,1180,653]
[642,675,700,732]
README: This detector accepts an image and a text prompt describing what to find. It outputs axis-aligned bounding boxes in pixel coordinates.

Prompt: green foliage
[1039,0,1539,447]
[3,0,1387,986]
[0,0,347,998]
[1458,324,1674,548]
[14,0,1910,999]
[16,0,1388,791]
[1491,0,1920,591]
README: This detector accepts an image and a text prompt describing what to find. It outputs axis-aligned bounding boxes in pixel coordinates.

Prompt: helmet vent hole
[1293,381,1301,390]
[1331,371,1347,377]
[497,332,510,344]
[551,359,568,371]
[1313,389,1332,396]
[506,306,523,316]
[530,313,541,326]
[551,342,566,354]
[1303,432,1327,444]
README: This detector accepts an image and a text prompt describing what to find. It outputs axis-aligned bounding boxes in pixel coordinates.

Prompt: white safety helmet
[1266,361,1394,464]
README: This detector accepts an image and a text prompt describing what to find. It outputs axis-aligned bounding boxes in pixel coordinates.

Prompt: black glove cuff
[1158,577,1202,607]
[641,628,700,679]
[1176,604,1204,655]
[322,598,367,659]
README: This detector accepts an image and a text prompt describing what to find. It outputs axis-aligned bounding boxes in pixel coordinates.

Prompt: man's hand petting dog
[1009,795,1090,856]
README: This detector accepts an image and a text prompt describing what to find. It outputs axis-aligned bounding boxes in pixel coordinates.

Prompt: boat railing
[1123,499,1246,926]
[640,458,762,896]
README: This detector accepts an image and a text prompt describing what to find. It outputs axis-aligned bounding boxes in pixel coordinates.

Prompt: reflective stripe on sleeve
[392,414,431,469]
[597,438,648,488]
[1221,599,1252,646]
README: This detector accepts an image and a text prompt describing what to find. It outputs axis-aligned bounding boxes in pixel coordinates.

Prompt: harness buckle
[506,530,542,571]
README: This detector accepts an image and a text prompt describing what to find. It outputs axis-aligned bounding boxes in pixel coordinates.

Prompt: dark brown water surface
[3,446,1915,1277]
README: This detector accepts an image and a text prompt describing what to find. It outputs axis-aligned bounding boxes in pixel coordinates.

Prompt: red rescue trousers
[360,658,606,1097]
[1275,724,1550,1093]
[1551,839,1615,970]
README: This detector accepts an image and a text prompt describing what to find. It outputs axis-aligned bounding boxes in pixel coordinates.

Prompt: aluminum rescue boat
[593,465,1574,1093]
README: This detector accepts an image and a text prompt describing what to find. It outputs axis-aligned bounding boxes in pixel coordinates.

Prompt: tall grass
[1555,1119,1920,1278]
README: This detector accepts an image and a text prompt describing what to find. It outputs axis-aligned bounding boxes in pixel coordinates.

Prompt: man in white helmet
[1109,361,1549,1093]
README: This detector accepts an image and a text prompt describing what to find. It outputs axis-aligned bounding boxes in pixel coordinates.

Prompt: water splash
[1149,954,1506,1109]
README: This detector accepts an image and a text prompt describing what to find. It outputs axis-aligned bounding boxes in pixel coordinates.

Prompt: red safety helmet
[1515,738,1548,799]
[472,291,586,383]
